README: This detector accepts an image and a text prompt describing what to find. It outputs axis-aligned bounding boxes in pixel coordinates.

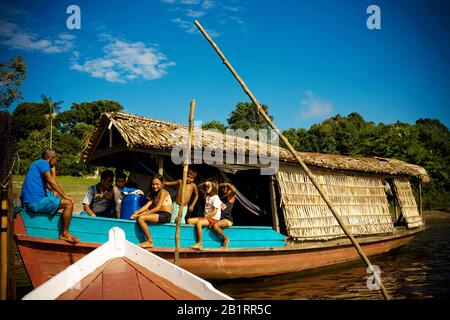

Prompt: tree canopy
[15,100,124,176]
[11,102,49,140]
[0,56,26,109]
[56,100,123,131]
[227,102,273,131]
[281,113,450,210]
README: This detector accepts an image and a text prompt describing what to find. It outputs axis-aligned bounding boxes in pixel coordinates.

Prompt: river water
[212,212,450,299]
[15,212,450,300]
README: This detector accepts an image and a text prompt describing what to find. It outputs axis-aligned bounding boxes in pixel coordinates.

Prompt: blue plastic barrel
[120,194,147,220]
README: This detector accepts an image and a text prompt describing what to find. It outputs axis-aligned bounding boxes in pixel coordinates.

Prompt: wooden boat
[15,112,429,289]
[22,227,232,300]
[15,206,423,288]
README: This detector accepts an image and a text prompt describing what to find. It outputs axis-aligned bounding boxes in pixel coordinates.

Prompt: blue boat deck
[20,211,286,249]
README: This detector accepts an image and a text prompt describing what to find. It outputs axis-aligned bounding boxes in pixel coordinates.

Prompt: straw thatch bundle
[392,178,423,228]
[277,168,395,240]
[80,112,429,182]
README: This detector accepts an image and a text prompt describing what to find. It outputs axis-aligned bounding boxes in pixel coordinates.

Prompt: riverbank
[422,210,450,221]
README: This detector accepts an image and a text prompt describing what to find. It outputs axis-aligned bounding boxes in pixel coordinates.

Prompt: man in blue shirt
[20,149,79,243]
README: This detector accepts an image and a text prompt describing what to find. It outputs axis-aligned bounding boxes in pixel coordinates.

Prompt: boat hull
[14,212,423,287]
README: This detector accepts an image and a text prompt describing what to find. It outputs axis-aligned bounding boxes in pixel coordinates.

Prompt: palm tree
[41,94,63,149]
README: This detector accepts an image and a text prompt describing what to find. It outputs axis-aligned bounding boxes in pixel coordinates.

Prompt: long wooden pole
[174,99,196,266]
[418,182,423,215]
[6,182,15,300]
[194,19,390,300]
[0,185,8,300]
[49,102,53,149]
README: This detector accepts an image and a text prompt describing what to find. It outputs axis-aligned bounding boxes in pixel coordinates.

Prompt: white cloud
[181,0,200,4]
[161,0,225,36]
[172,17,220,37]
[202,0,215,9]
[71,38,175,83]
[186,9,206,18]
[298,91,333,119]
[223,5,240,12]
[172,18,196,33]
[161,0,201,4]
[0,21,76,54]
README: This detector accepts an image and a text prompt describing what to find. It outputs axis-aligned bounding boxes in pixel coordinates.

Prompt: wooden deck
[57,257,200,300]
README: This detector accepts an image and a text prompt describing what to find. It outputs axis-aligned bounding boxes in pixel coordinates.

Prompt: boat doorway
[221,169,275,228]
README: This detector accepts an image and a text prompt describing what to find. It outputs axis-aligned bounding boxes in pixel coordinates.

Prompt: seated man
[20,149,79,243]
[82,170,118,218]
[113,171,127,218]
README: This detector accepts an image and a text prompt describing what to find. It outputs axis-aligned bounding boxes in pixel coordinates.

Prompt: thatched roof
[80,112,429,181]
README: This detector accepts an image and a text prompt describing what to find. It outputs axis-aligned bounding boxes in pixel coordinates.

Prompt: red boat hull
[14,213,422,288]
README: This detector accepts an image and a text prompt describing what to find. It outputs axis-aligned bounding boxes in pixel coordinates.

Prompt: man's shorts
[170,203,188,224]
[25,191,61,215]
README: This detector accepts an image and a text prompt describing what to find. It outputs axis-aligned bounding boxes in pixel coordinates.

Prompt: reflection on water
[213,214,450,299]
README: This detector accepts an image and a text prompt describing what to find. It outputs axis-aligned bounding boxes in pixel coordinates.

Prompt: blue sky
[1,0,449,130]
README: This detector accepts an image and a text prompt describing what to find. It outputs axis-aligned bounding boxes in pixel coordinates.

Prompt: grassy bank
[13,175,99,213]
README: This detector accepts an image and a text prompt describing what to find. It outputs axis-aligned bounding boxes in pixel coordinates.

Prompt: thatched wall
[276,168,395,240]
[392,178,423,228]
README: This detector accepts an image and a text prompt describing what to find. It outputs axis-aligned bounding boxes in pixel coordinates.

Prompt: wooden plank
[124,258,200,300]
[20,210,286,249]
[137,272,174,300]
[7,183,15,300]
[15,243,47,288]
[102,258,142,300]
[57,260,111,300]
[76,274,103,300]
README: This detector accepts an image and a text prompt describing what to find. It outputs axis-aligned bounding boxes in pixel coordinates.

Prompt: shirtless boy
[164,168,199,224]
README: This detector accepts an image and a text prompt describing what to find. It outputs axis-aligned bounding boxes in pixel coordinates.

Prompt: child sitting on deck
[188,179,231,250]
[130,174,173,248]
[164,168,199,224]
[219,181,235,228]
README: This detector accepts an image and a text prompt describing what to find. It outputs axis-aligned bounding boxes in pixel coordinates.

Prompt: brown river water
[212,212,450,299]
[14,212,450,300]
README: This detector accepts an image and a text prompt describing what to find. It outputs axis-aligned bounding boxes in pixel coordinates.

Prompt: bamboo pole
[158,157,164,176]
[1,185,8,300]
[6,182,15,300]
[174,99,196,266]
[269,176,280,232]
[418,182,423,215]
[194,19,390,300]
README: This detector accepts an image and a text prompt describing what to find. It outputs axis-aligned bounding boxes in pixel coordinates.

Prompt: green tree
[227,102,273,131]
[16,127,89,175]
[56,100,123,133]
[41,95,64,149]
[282,127,316,152]
[16,129,49,172]
[202,120,228,133]
[72,122,95,140]
[11,102,48,140]
[0,56,26,109]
